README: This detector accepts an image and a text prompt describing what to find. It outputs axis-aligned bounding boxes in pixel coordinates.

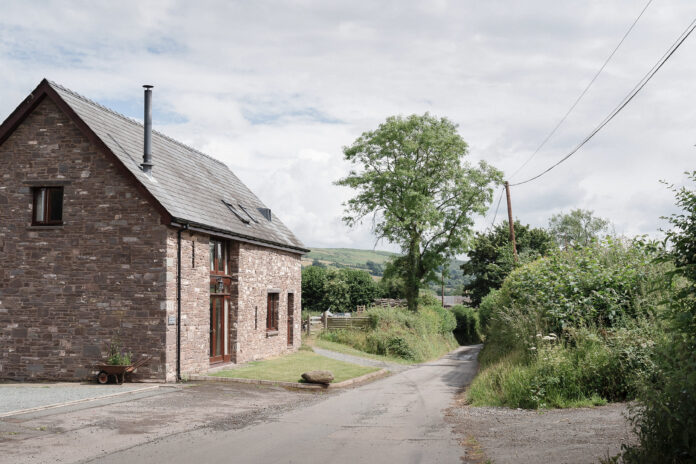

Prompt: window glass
[33,187,63,225]
[48,188,63,222]
[267,293,279,331]
[210,242,215,271]
[34,188,45,222]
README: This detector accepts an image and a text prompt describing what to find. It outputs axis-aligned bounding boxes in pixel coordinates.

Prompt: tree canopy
[301,266,380,312]
[336,113,502,311]
[548,208,610,248]
[461,220,555,306]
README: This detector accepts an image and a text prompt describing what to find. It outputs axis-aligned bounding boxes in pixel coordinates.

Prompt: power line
[489,186,504,227]
[509,0,654,181]
[511,15,696,187]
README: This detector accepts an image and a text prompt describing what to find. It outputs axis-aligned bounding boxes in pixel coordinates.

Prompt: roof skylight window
[222,200,250,224]
[238,204,258,223]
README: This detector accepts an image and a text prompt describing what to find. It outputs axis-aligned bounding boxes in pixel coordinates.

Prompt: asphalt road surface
[91,345,481,464]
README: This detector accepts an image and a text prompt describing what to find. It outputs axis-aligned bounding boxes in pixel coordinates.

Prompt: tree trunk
[405,237,421,312]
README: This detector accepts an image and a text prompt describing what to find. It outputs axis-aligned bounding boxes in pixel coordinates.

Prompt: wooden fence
[304,316,324,335]
[326,316,370,330]
[304,314,371,334]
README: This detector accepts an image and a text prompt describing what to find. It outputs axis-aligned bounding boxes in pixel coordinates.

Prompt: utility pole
[504,181,519,263]
[441,267,445,307]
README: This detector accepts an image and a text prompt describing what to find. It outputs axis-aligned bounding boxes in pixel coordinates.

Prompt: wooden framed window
[266,292,279,333]
[32,187,64,225]
[209,239,228,274]
[287,293,294,346]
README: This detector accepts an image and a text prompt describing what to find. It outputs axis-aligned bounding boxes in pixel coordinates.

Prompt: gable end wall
[0,98,168,381]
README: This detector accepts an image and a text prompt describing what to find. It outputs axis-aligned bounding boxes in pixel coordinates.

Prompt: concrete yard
[0,383,160,415]
[0,346,480,464]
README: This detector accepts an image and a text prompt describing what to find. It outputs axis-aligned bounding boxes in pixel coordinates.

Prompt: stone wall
[0,98,169,381]
[235,242,302,363]
[164,230,210,381]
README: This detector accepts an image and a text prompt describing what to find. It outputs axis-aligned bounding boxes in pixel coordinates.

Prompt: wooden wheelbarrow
[95,356,151,384]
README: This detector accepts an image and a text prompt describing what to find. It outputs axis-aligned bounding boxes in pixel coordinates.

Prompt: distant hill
[302,248,397,275]
[303,247,469,296]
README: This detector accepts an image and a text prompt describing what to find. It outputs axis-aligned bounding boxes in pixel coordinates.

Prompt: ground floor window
[287,293,294,345]
[267,292,279,332]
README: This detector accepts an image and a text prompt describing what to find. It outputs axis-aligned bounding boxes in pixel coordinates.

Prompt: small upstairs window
[33,187,64,226]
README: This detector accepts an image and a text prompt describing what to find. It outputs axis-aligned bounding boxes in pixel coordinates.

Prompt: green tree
[338,268,380,309]
[548,208,610,248]
[336,113,502,311]
[322,269,351,312]
[301,266,327,311]
[379,259,407,299]
[365,260,383,276]
[461,220,555,306]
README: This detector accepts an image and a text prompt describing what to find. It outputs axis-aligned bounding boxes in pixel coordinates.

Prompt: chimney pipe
[141,85,154,175]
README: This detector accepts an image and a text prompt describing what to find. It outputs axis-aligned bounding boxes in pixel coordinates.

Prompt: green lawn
[210,351,378,383]
[312,339,413,365]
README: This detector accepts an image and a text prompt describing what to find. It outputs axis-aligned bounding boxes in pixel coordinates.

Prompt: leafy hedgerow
[469,239,671,409]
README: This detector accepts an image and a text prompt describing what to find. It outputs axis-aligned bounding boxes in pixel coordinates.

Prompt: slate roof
[44,81,307,253]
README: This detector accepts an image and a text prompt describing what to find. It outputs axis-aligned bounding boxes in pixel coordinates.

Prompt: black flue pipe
[142,85,154,174]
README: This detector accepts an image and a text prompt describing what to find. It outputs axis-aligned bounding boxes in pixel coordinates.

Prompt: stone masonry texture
[0,97,303,382]
[235,242,302,364]
[0,99,168,381]
[164,230,210,381]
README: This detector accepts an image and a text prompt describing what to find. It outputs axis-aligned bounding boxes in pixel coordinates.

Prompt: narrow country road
[89,345,481,464]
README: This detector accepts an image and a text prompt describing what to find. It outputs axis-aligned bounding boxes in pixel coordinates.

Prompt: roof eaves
[172,218,310,255]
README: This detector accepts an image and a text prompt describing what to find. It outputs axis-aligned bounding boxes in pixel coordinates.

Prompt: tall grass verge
[468,239,670,409]
[319,305,458,362]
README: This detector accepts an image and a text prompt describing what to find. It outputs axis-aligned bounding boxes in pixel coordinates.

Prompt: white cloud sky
[1,0,695,252]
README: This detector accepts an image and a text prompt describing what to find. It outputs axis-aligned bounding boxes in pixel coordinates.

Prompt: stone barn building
[0,79,308,382]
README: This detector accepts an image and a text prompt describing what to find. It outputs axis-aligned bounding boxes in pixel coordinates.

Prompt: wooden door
[287,293,294,345]
[210,296,225,363]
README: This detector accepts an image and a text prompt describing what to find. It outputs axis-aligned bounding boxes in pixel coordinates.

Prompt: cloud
[1,0,695,252]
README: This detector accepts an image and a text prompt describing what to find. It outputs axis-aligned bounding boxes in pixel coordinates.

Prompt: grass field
[302,248,397,268]
[210,351,378,383]
[302,247,468,294]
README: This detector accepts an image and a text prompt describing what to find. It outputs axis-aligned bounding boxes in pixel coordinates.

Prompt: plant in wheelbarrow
[106,339,132,366]
[96,339,148,384]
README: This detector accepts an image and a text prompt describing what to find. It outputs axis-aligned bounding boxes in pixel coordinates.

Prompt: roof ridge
[47,80,226,167]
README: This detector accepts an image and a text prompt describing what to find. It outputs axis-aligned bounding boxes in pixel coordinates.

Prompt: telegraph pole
[504,181,519,263]
[441,267,445,307]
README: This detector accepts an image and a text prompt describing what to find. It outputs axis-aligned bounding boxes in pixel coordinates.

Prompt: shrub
[621,172,696,463]
[470,238,670,409]
[451,305,481,344]
[319,305,458,362]
[468,323,658,409]
[491,239,664,337]
[477,288,499,335]
[418,291,443,307]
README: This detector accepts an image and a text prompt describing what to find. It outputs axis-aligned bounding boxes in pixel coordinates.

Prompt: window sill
[266,330,279,337]
[27,225,64,230]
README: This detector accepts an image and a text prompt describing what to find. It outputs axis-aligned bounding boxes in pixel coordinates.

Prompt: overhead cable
[509,0,654,181]
[511,16,696,187]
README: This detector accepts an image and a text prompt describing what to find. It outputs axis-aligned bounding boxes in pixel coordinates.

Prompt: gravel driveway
[311,347,411,372]
[447,398,636,463]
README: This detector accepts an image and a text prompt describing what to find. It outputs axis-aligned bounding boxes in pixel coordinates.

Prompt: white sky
[1,0,695,251]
